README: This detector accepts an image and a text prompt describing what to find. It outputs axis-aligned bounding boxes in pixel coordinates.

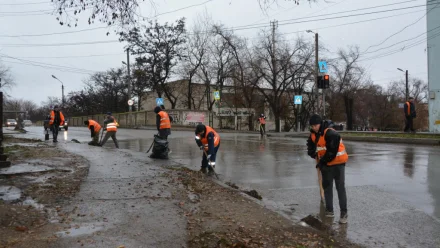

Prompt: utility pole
[405,69,409,101]
[315,33,319,114]
[51,75,65,109]
[126,48,132,126]
[271,20,279,132]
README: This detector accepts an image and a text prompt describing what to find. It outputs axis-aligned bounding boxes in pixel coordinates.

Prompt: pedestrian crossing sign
[318,61,328,73]
[294,95,302,105]
[156,98,164,106]
[214,91,220,100]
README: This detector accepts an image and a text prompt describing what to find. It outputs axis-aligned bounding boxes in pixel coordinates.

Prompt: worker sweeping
[84,120,101,146]
[195,124,220,176]
[307,114,349,224]
[99,112,119,148]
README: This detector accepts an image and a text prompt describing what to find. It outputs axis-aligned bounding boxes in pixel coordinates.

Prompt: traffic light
[324,74,330,89]
[318,75,330,89]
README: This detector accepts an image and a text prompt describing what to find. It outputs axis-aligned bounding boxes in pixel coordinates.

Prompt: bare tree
[52,0,153,27]
[180,16,210,109]
[388,78,428,103]
[328,46,369,130]
[251,32,312,132]
[121,18,186,109]
[0,63,15,92]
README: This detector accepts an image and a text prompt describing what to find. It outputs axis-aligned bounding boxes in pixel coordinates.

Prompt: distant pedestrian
[307,114,349,224]
[404,97,416,133]
[258,114,266,135]
[49,105,65,143]
[99,112,119,148]
[84,120,101,146]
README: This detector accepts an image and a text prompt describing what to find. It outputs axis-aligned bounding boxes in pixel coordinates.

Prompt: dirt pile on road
[0,137,89,247]
[167,167,360,248]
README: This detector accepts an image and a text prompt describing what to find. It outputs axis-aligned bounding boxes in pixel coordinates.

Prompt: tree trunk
[188,80,192,110]
[344,96,354,130]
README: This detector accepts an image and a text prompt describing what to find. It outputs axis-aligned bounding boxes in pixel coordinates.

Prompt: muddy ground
[0,136,360,248]
[164,167,361,248]
[0,136,89,248]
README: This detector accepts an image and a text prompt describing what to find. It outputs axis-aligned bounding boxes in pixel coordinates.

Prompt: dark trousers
[100,131,119,148]
[321,164,347,214]
[52,124,59,141]
[202,144,220,168]
[404,116,414,132]
[259,124,266,134]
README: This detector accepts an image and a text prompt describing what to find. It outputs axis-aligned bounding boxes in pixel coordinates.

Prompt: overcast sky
[0,0,430,105]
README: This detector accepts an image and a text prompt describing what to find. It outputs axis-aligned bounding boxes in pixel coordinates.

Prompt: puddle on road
[0,163,55,175]
[56,223,105,238]
[0,186,22,201]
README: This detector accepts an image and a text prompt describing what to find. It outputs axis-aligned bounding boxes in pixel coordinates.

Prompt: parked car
[22,120,33,126]
[6,119,17,127]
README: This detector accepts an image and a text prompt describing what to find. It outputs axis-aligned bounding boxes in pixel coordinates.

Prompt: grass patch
[341,133,440,139]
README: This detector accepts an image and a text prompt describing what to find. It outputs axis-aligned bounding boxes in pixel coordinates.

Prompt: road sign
[294,95,303,105]
[156,98,164,106]
[398,103,404,109]
[214,91,220,100]
[318,61,328,73]
[128,99,134,106]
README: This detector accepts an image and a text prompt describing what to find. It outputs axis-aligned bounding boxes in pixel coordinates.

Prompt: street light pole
[307,30,319,114]
[123,49,133,126]
[51,75,65,108]
[397,68,409,101]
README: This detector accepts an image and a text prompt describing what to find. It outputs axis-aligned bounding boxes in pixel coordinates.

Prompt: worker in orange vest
[403,97,416,133]
[195,124,220,176]
[307,114,348,224]
[99,112,119,148]
[49,105,65,143]
[154,106,171,139]
[84,120,102,146]
[258,113,266,135]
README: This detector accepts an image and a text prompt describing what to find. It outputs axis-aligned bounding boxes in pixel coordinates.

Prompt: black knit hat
[154,106,162,114]
[195,124,206,135]
[309,114,322,125]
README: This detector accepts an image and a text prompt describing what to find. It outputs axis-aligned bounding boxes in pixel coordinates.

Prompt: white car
[6,119,17,127]
[23,120,33,126]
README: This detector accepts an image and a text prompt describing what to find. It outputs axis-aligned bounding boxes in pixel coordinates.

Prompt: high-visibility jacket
[405,102,411,115]
[259,117,266,124]
[200,126,220,151]
[106,117,118,132]
[49,110,64,125]
[158,111,171,129]
[88,120,101,134]
[311,128,348,166]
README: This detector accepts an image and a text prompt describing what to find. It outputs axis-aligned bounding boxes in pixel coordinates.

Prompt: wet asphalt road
[18,126,440,247]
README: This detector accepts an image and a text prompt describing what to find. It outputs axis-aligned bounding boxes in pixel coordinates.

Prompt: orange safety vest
[259,117,266,125]
[200,126,220,151]
[158,111,171,129]
[88,120,101,134]
[106,117,117,132]
[49,110,65,125]
[311,128,348,166]
[405,102,411,115]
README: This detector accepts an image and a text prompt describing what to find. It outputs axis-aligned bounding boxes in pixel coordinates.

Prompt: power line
[279,8,426,37]
[0,53,98,74]
[0,1,49,6]
[231,0,434,30]
[0,40,120,47]
[0,26,111,38]
[15,53,125,59]
[137,0,215,20]
[1,59,94,75]
[363,0,440,52]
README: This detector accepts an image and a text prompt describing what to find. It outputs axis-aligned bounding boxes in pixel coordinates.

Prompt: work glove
[207,154,212,160]
[199,145,204,150]
[316,161,325,169]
